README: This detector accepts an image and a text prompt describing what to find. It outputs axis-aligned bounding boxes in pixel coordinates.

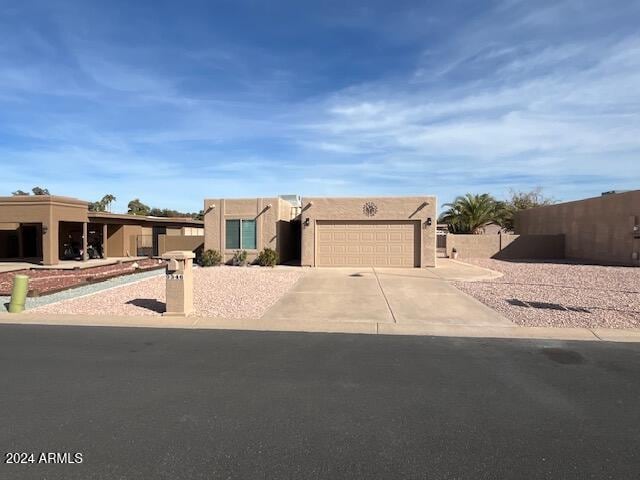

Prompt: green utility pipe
[8,274,29,313]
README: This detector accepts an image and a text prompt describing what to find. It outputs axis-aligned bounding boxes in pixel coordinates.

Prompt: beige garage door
[316,220,419,267]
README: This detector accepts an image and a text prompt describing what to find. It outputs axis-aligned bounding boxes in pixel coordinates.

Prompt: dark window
[225,219,257,249]
[241,220,256,249]
[225,220,240,249]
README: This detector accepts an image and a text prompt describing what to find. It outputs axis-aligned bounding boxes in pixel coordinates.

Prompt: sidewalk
[1,311,639,343]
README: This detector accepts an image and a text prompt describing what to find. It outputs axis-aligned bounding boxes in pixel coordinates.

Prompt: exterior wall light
[42,225,48,235]
[426,218,432,226]
[304,218,310,227]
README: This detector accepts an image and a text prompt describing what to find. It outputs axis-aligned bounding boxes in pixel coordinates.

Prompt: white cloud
[301,36,640,171]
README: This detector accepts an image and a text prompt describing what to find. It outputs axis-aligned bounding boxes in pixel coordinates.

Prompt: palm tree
[439,193,502,234]
[101,194,116,212]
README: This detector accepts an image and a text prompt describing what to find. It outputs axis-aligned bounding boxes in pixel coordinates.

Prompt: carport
[0,195,89,265]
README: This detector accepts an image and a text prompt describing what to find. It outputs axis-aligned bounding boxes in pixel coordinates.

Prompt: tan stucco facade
[515,190,640,266]
[0,195,203,265]
[158,234,204,256]
[300,196,437,267]
[203,197,297,264]
[446,233,565,260]
[0,195,88,265]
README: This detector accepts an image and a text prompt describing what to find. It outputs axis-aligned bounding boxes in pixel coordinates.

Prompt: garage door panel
[316,220,419,267]
[388,244,403,254]
[333,232,347,241]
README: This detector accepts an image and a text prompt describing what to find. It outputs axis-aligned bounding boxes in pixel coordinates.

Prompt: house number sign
[166,273,184,280]
[362,202,378,217]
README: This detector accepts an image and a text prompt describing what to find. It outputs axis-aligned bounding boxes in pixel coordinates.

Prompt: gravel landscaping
[453,259,640,329]
[0,258,164,296]
[32,266,306,319]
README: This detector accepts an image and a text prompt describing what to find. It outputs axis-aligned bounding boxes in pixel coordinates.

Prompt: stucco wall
[446,234,565,259]
[106,225,125,257]
[124,225,143,257]
[158,235,204,256]
[105,224,141,257]
[203,197,293,264]
[300,196,437,267]
[0,196,88,265]
[515,190,640,266]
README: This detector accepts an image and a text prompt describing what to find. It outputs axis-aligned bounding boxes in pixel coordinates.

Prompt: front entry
[315,220,419,267]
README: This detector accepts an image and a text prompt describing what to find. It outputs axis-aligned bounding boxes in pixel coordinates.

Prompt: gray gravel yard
[33,266,306,319]
[453,259,640,329]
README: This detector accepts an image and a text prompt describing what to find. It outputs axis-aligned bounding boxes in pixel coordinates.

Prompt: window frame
[225,218,257,251]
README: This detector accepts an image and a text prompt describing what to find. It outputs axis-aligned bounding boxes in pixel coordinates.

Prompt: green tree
[501,188,556,231]
[12,187,50,196]
[439,193,503,234]
[88,194,117,212]
[102,194,116,212]
[88,201,106,212]
[127,198,151,216]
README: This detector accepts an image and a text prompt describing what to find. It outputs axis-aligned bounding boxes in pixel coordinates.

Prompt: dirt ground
[32,266,306,318]
[0,258,164,295]
[453,259,640,329]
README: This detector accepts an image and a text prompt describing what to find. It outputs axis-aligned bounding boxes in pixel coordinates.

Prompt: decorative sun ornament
[362,202,378,217]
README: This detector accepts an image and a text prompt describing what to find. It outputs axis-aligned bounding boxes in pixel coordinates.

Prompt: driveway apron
[262,264,510,326]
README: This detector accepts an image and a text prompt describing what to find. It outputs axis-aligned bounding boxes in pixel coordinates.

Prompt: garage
[316,220,419,267]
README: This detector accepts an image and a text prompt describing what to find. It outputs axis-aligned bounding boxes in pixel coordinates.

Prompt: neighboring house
[515,189,640,266]
[204,195,437,267]
[0,195,203,265]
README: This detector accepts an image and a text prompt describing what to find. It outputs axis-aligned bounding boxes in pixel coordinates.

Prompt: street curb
[1,312,639,342]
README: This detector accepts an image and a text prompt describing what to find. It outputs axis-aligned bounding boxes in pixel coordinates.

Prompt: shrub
[200,249,222,267]
[257,247,279,267]
[232,249,248,266]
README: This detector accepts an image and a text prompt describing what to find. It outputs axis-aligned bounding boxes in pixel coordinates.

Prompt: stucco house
[0,195,203,265]
[204,195,437,267]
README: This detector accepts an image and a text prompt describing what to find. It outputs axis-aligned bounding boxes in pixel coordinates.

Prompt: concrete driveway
[262,259,510,326]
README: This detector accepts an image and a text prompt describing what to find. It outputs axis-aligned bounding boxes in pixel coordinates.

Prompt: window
[183,227,204,236]
[241,219,256,249]
[225,219,256,249]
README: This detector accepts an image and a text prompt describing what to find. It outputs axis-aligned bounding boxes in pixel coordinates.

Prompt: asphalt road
[1,325,639,479]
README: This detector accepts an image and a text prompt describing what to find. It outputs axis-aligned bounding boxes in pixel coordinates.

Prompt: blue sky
[1,0,639,213]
